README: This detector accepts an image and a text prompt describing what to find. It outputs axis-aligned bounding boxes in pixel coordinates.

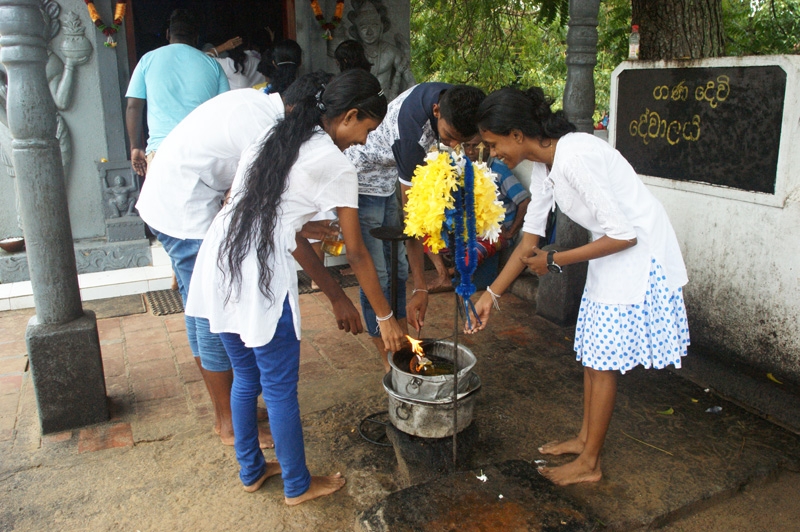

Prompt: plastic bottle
[628,24,640,60]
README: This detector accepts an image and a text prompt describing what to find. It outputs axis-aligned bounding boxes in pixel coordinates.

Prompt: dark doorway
[129,0,288,63]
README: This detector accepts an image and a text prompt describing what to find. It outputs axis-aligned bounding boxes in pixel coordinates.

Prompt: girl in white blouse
[187,69,404,504]
[466,87,689,486]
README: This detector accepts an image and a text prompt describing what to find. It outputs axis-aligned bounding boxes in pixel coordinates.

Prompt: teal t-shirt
[126,43,230,153]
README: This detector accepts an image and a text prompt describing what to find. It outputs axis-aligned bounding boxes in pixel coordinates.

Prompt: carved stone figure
[103,174,138,218]
[0,3,92,182]
[0,2,91,233]
[347,0,414,101]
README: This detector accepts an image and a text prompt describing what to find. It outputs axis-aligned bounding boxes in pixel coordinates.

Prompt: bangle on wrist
[412,288,428,296]
[486,285,501,311]
[375,310,393,334]
[375,310,393,322]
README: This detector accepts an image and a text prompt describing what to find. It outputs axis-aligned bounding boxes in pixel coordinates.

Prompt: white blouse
[136,90,284,240]
[522,132,687,304]
[216,50,265,90]
[185,129,360,347]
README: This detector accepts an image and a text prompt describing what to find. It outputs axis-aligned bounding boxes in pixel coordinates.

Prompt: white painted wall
[610,55,800,380]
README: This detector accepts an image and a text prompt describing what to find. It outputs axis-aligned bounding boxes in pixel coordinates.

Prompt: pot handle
[405,377,422,396]
[395,402,411,420]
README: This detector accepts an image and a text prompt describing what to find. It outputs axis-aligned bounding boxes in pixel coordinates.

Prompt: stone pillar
[535,0,598,326]
[0,0,107,433]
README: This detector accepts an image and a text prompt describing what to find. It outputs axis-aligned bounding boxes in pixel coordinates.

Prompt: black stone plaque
[614,65,786,194]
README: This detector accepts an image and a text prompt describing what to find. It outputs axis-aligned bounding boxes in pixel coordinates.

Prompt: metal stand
[359,226,410,447]
[368,226,410,316]
[358,411,393,447]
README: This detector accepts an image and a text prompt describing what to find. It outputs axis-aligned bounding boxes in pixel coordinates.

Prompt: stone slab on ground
[358,459,596,531]
[386,422,480,488]
[677,346,800,436]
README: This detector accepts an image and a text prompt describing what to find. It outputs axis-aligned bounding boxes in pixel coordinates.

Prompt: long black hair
[476,87,576,140]
[219,68,387,303]
[257,40,302,94]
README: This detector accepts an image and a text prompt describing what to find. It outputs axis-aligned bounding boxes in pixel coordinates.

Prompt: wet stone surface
[386,422,480,488]
[359,459,596,532]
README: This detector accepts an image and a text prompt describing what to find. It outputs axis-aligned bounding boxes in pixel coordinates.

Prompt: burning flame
[405,335,432,373]
[406,335,424,356]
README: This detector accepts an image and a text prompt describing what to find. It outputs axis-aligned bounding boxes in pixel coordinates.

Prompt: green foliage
[723,0,800,55]
[410,0,798,125]
[410,0,629,120]
[410,0,569,97]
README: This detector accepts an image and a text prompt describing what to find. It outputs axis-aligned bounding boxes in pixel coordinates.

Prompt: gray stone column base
[535,243,588,327]
[26,310,108,434]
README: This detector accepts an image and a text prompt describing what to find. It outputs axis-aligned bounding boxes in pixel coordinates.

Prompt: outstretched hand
[464,292,493,334]
[379,317,405,354]
[406,291,428,333]
[331,296,363,335]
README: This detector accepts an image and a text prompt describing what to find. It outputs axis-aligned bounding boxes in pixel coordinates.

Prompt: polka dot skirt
[574,258,690,374]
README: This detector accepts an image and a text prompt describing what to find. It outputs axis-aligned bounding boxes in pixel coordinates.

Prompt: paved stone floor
[1,285,800,531]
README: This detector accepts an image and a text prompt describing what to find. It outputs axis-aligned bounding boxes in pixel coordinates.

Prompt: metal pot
[389,339,477,401]
[383,372,481,438]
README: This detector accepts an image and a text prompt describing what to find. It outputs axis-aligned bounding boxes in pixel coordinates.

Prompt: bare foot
[284,473,346,506]
[538,456,602,486]
[243,461,282,492]
[538,437,584,456]
[426,276,453,293]
[219,427,274,449]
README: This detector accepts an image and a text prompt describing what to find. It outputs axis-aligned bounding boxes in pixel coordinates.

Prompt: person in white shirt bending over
[466,86,690,487]
[136,72,351,451]
[186,69,404,503]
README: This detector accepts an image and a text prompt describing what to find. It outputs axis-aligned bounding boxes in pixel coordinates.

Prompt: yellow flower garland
[404,151,505,254]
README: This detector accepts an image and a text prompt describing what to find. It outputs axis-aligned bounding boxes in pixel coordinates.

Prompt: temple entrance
[127,0,292,62]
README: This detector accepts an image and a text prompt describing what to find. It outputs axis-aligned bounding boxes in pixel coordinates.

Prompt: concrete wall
[610,56,800,381]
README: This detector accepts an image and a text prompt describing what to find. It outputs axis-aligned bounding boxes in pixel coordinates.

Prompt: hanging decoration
[404,149,506,327]
[310,0,344,40]
[84,0,126,48]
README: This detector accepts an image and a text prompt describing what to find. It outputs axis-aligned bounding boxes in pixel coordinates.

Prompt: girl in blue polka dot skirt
[466,87,690,486]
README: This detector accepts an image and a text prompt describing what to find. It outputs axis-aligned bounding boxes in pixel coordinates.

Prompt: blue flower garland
[453,157,481,328]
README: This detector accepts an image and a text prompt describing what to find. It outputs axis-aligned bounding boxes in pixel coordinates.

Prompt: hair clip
[377,89,384,97]
[275,61,296,66]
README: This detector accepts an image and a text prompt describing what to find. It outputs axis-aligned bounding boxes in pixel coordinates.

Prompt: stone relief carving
[344,0,414,101]
[0,2,92,231]
[103,174,139,218]
[0,244,152,283]
[0,2,91,179]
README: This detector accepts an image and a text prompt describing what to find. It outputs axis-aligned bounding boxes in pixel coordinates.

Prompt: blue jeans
[152,228,232,372]
[220,298,311,496]
[357,193,408,337]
